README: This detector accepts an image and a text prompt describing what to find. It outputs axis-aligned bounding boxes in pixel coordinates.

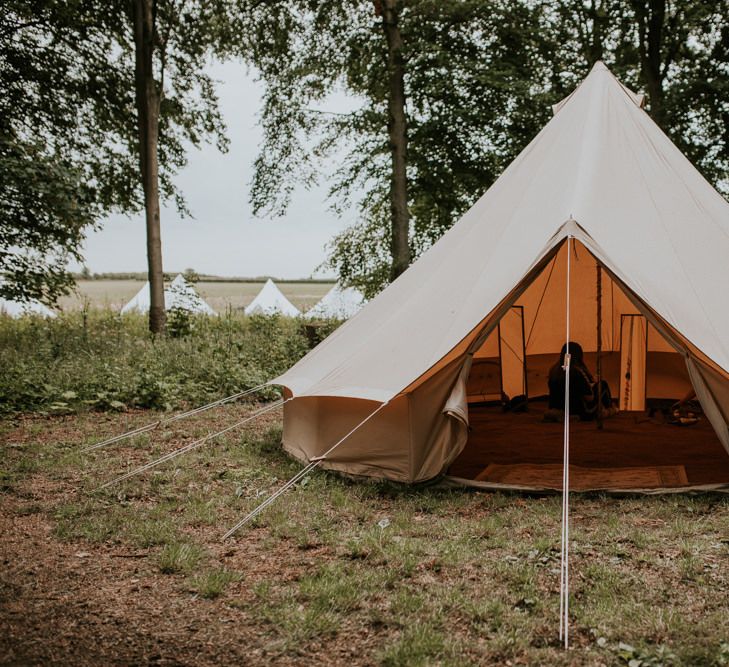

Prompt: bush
[0,310,316,415]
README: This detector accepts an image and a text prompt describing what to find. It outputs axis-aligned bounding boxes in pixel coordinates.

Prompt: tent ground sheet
[448,405,729,490]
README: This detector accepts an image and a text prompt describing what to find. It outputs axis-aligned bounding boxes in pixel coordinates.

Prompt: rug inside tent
[447,403,729,491]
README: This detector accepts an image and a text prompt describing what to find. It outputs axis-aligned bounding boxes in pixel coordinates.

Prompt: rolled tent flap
[687,358,729,455]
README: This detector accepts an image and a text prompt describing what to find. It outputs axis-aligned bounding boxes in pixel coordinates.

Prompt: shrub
[0,310,318,415]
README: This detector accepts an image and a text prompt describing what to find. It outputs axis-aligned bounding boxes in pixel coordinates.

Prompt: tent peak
[552,62,645,115]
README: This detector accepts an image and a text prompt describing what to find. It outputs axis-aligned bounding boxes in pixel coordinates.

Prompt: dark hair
[559,341,584,367]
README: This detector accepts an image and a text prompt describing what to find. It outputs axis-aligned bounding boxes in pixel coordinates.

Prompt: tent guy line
[559,236,573,648]
[222,400,392,540]
[83,382,271,452]
[99,400,288,489]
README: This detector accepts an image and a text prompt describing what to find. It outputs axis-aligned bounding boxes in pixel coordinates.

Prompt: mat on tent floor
[447,405,729,491]
[474,462,688,490]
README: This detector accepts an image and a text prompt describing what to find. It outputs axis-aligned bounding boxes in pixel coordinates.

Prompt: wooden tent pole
[596,262,603,430]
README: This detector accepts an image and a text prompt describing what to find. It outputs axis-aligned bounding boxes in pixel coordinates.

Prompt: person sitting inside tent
[545,342,615,421]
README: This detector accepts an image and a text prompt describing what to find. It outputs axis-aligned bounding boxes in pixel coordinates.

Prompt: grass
[158,542,206,574]
[189,568,241,599]
[1,409,729,665]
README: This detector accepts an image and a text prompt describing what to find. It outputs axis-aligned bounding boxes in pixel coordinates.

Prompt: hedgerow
[0,310,319,414]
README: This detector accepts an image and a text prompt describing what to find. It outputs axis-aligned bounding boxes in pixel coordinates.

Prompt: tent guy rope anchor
[83,382,271,452]
[99,399,289,488]
[222,400,392,540]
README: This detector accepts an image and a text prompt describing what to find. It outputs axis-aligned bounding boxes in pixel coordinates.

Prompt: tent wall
[282,359,469,483]
[282,232,729,485]
[283,396,412,481]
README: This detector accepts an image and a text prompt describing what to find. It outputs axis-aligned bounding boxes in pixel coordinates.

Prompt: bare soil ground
[1,408,728,666]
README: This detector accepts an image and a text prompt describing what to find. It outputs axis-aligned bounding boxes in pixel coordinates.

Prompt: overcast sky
[71,61,356,279]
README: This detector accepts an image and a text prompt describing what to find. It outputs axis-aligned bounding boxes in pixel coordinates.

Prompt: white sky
[72,61,356,279]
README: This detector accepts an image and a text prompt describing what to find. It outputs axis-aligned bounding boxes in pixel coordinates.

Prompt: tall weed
[0,311,316,414]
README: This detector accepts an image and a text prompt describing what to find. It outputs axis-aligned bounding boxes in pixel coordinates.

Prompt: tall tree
[132,0,166,332]
[105,0,235,333]
[1,0,237,326]
[0,1,107,304]
[250,0,728,299]
[248,0,561,297]
[377,0,411,280]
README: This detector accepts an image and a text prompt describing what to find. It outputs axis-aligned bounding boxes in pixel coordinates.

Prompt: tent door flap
[619,314,647,411]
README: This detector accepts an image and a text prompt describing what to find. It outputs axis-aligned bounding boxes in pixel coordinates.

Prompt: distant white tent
[0,296,56,318]
[305,284,366,320]
[245,279,300,317]
[120,276,216,315]
[165,274,216,315]
[120,282,150,314]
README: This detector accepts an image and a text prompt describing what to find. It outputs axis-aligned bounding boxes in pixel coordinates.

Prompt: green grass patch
[3,407,729,665]
[189,568,241,599]
[157,542,206,574]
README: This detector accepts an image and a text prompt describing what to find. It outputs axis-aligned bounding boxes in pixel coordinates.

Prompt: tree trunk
[586,0,606,65]
[380,0,411,282]
[633,0,666,127]
[133,0,166,333]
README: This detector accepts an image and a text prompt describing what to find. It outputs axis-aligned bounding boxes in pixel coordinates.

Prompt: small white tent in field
[245,279,300,317]
[165,275,216,315]
[121,276,215,315]
[305,284,366,320]
[120,282,150,314]
[0,296,56,318]
[270,62,729,493]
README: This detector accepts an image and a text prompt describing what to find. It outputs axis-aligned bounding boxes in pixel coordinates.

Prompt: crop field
[57,280,334,313]
[1,406,728,666]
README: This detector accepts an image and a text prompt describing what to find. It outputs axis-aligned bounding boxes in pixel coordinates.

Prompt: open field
[58,280,335,312]
[1,407,728,666]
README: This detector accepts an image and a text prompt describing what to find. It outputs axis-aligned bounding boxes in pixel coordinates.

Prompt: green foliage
[0,0,239,303]
[0,2,105,304]
[248,0,729,297]
[0,310,312,415]
[166,307,193,339]
[158,542,205,574]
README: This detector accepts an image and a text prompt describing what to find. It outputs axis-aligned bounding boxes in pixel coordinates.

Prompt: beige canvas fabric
[274,62,729,483]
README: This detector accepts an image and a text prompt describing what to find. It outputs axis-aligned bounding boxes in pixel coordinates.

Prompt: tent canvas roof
[245,279,300,317]
[274,62,729,404]
[120,282,150,314]
[304,284,366,320]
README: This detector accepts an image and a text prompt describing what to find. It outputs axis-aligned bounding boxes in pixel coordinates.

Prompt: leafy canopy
[1,0,238,304]
[249,0,729,297]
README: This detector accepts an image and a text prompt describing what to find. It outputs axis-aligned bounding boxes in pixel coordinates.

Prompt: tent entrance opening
[447,239,729,490]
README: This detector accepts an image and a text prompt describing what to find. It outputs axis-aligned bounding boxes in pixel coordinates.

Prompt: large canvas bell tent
[271,63,729,492]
